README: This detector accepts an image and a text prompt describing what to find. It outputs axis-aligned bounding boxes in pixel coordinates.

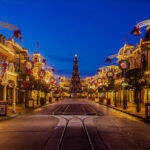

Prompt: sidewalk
[0,102,52,121]
[99,102,150,122]
[0,104,32,121]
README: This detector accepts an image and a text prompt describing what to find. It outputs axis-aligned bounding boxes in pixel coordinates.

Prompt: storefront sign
[118,59,130,70]
[145,103,150,119]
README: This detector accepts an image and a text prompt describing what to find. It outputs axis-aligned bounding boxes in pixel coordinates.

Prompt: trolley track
[41,102,107,150]
[41,115,108,150]
[49,104,69,115]
[56,116,69,150]
[56,116,95,150]
[49,104,103,116]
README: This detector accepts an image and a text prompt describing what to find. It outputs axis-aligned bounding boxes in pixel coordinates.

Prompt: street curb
[0,103,53,122]
[99,103,150,123]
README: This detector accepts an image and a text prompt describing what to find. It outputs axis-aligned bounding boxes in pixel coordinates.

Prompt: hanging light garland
[21,81,33,89]
[97,69,101,73]
[39,69,46,79]
[116,72,122,79]
[106,70,114,78]
[0,57,7,77]
[23,60,34,74]
[25,61,33,70]
[97,78,102,83]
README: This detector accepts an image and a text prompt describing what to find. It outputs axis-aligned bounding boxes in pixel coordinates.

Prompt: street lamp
[118,59,130,110]
[121,81,129,109]
[106,69,114,106]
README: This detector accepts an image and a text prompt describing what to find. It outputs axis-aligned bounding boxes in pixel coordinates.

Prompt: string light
[0,57,7,77]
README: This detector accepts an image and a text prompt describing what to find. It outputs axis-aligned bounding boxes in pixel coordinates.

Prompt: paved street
[0,98,150,150]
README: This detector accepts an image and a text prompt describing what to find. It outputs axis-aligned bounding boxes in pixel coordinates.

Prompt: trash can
[145,103,150,119]
[0,101,7,116]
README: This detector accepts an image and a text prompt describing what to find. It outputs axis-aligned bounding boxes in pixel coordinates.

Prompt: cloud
[55,70,72,78]
[54,69,96,78]
[47,54,73,63]
[80,71,95,76]
[55,68,71,75]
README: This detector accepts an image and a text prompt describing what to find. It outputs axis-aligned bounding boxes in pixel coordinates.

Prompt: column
[114,90,117,107]
[37,90,39,105]
[12,86,16,113]
[3,83,7,101]
[123,88,127,109]
[45,92,47,104]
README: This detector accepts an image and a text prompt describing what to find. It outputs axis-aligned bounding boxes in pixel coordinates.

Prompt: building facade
[0,35,59,114]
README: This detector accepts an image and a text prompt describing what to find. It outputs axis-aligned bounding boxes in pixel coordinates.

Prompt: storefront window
[143,88,150,103]
[129,89,134,103]
[143,88,147,103]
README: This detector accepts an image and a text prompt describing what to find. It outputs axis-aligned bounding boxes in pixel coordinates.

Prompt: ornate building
[0,34,58,114]
[0,36,23,112]
[60,76,71,91]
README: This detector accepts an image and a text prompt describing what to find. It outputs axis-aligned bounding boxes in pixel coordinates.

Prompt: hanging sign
[118,60,130,70]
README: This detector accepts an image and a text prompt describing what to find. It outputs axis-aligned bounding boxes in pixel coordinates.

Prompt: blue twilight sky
[0,0,150,78]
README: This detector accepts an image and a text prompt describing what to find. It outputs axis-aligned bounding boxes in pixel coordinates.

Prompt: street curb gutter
[99,103,150,123]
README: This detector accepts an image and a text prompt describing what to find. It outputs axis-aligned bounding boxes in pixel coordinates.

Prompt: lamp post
[122,81,129,109]
[118,60,130,110]
[36,79,40,105]
[25,75,29,108]
[106,70,114,105]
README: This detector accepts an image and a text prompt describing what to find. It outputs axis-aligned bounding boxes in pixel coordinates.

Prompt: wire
[0,21,18,30]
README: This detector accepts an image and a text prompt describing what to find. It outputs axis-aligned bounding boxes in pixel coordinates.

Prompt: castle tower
[70,54,82,93]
